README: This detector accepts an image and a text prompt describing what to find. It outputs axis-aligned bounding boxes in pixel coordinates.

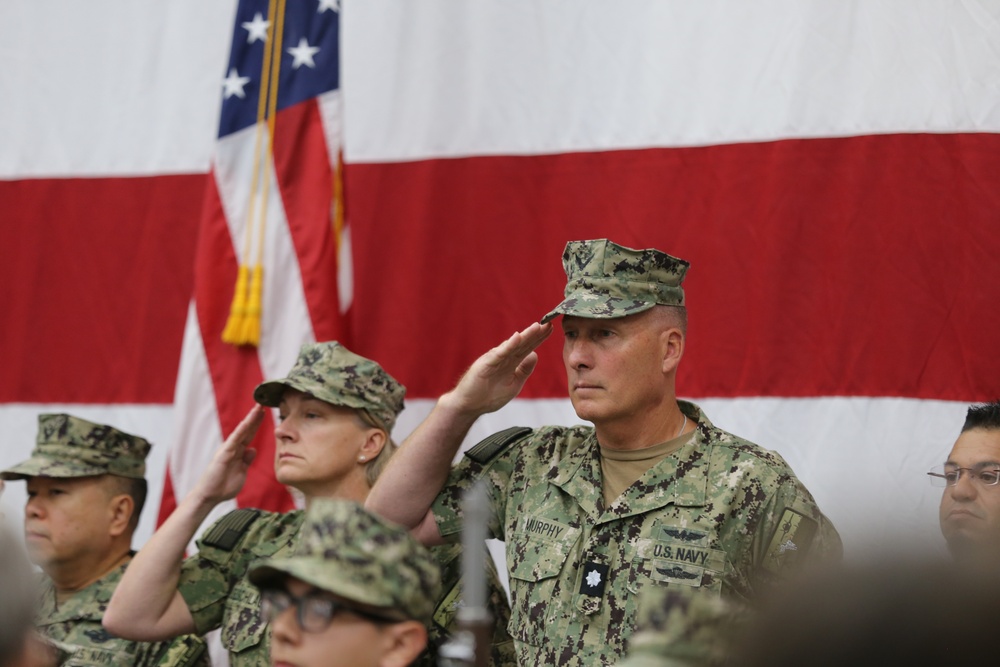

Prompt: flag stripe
[272,96,343,341]
[0,175,203,403]
[347,132,1000,401]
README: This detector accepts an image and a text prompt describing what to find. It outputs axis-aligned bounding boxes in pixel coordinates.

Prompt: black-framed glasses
[259,588,396,632]
[927,465,1000,488]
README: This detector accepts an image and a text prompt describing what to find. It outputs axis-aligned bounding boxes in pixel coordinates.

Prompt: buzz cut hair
[961,401,1000,433]
[104,475,148,533]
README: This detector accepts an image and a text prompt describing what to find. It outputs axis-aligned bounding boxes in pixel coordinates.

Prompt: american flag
[2,0,1000,564]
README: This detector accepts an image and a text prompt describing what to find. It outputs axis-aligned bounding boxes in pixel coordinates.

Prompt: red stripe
[346,133,1000,401]
[0,175,204,403]
[193,172,294,511]
[272,99,344,343]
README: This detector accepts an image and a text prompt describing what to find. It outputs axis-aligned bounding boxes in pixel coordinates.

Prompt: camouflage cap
[253,342,406,432]
[248,499,441,624]
[541,239,691,323]
[0,413,151,480]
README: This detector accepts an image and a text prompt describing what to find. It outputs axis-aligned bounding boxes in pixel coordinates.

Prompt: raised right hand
[444,321,553,416]
[191,404,264,505]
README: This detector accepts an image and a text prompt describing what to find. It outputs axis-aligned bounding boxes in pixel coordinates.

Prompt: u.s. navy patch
[763,508,817,574]
[579,561,609,597]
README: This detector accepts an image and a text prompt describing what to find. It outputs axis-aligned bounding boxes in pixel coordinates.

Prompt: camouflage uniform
[0,414,210,667]
[178,342,514,667]
[431,240,842,666]
[37,562,208,667]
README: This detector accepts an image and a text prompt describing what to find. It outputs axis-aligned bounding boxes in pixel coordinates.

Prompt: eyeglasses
[260,588,395,633]
[927,465,1000,488]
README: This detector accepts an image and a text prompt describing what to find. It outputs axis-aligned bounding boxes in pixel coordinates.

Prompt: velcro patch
[579,561,609,597]
[762,508,818,574]
[202,508,261,551]
[465,426,533,465]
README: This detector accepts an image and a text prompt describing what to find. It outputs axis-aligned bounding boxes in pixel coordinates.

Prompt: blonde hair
[357,409,399,488]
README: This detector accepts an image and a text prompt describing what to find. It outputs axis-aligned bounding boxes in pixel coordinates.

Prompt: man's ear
[660,326,685,374]
[378,621,428,667]
[107,494,134,538]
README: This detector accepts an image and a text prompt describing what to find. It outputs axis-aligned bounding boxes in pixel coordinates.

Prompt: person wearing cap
[248,498,441,667]
[0,414,209,667]
[367,239,842,666]
[105,342,514,667]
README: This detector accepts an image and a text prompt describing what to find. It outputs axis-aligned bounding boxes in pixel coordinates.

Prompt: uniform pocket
[220,579,268,654]
[506,520,580,647]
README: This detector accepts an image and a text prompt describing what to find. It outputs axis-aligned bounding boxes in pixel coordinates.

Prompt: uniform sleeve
[150,634,211,667]
[430,427,532,543]
[752,475,842,585]
[176,508,268,635]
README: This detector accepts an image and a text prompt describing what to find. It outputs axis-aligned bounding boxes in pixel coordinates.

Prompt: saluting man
[368,239,842,665]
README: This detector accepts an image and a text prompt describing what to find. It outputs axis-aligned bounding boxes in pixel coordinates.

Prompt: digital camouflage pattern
[1,413,150,480]
[615,586,743,667]
[249,499,441,623]
[432,401,842,666]
[37,559,208,667]
[541,239,690,324]
[179,508,515,667]
[253,341,406,432]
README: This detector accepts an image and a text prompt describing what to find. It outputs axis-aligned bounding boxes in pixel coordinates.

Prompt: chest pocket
[506,519,580,646]
[221,578,268,655]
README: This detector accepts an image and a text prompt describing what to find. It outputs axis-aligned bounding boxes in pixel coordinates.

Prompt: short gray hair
[0,521,36,666]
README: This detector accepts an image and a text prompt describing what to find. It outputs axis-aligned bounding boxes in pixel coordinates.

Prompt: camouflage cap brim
[253,377,370,413]
[541,295,659,324]
[248,557,412,622]
[0,455,109,480]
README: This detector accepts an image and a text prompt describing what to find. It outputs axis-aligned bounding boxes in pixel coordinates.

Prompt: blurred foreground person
[249,498,440,667]
[737,560,1000,666]
[0,520,58,667]
[0,415,208,666]
[932,400,1000,568]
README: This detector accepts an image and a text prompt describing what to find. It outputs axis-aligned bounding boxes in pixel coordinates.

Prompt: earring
[358,456,367,462]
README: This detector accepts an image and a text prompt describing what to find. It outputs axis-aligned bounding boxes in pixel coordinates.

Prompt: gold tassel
[240,264,263,346]
[221,264,250,344]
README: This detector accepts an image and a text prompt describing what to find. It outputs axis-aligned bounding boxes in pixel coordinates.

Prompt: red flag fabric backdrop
[3,0,1000,563]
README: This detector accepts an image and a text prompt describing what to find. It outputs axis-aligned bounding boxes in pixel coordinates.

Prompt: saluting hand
[192,404,265,506]
[447,321,553,416]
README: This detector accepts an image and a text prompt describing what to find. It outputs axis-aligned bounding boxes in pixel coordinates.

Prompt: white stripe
[0,0,237,178]
[0,395,959,559]
[342,0,1000,162]
[395,396,959,559]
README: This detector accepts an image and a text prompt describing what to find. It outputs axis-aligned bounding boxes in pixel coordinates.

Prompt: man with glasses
[248,498,441,667]
[930,400,1000,568]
